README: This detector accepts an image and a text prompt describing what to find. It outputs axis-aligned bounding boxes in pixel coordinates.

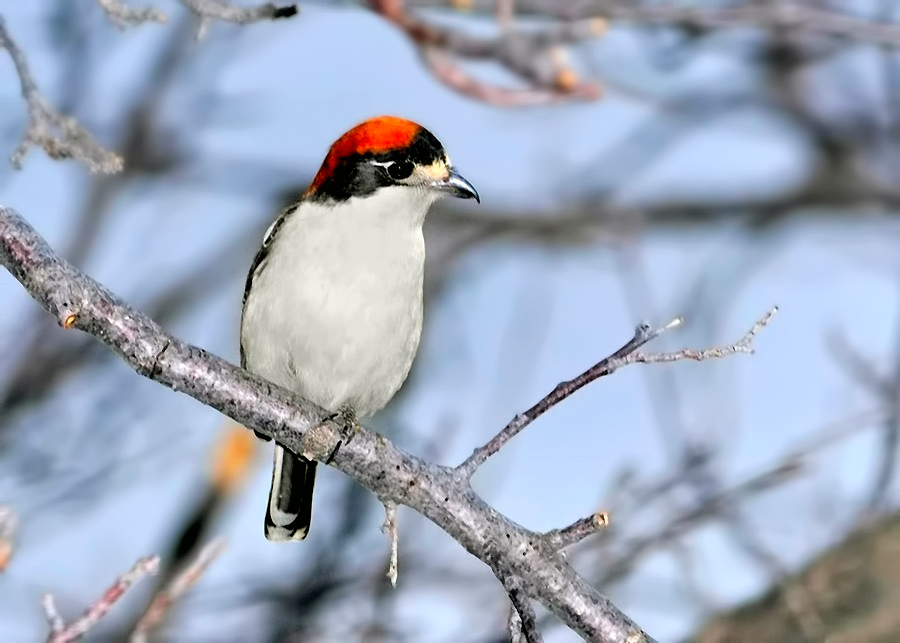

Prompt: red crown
[306,116,423,196]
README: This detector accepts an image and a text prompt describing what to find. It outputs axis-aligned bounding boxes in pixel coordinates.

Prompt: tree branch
[181,0,298,38]
[131,538,227,642]
[546,511,610,551]
[43,556,160,643]
[410,1,900,49]
[0,204,655,641]
[0,17,123,173]
[458,309,775,478]
[457,319,679,476]
[505,575,543,643]
[96,0,168,28]
[367,0,603,105]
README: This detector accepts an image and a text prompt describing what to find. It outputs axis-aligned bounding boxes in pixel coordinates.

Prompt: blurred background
[3,1,900,641]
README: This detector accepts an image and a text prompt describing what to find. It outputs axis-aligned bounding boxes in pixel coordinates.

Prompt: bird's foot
[324,407,359,465]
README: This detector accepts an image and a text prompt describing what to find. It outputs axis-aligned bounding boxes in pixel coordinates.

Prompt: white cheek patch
[417,159,449,183]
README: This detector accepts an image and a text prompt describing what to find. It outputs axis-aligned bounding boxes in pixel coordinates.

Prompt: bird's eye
[386,159,414,181]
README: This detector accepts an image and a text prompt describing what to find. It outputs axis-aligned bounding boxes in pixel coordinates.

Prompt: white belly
[240,192,427,417]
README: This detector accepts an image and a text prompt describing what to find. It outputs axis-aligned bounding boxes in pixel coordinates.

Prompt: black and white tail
[264,444,318,541]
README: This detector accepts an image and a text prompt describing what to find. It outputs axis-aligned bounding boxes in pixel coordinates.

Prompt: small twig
[0,17,123,173]
[43,595,65,634]
[181,0,298,38]
[457,317,682,476]
[545,511,610,550]
[458,309,777,477]
[505,575,542,643]
[96,0,168,27]
[131,539,227,642]
[44,556,160,643]
[381,502,400,587]
[423,47,599,106]
[627,307,778,365]
[369,0,603,104]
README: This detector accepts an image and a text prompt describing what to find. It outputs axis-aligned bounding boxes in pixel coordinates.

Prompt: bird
[240,116,479,541]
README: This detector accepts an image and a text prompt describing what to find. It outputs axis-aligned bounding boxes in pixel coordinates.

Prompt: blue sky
[1,2,898,641]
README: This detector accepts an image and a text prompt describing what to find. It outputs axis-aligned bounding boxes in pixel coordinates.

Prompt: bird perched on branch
[240,116,479,541]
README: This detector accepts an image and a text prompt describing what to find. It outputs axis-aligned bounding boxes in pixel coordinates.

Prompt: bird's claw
[323,407,359,465]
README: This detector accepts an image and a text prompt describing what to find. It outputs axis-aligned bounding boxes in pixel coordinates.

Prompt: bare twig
[181,0,298,39]
[0,17,123,173]
[181,0,300,40]
[626,308,777,366]
[368,0,604,105]
[457,318,680,475]
[43,556,160,643]
[96,0,168,27]
[422,47,600,107]
[458,309,776,477]
[0,204,656,642]
[131,539,227,642]
[43,595,65,634]
[546,511,610,551]
[180,0,297,23]
[505,575,542,643]
[381,502,400,587]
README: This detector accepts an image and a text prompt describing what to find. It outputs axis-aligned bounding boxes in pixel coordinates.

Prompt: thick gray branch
[0,205,655,642]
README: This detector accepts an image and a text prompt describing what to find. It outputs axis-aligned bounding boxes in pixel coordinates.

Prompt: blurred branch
[97,0,168,27]
[43,556,160,643]
[132,538,227,642]
[367,0,604,105]
[0,204,660,642]
[0,2,297,173]
[411,1,900,48]
[0,16,123,173]
[829,327,900,516]
[181,0,298,39]
[597,458,803,587]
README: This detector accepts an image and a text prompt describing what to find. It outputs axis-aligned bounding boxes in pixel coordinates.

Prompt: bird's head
[303,116,479,206]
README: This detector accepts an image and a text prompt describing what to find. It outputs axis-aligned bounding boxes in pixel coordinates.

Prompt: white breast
[241,187,433,417]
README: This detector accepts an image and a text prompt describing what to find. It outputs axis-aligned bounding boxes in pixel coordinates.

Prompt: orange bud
[211,425,256,493]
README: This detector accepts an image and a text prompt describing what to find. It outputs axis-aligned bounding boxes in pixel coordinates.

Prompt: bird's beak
[433,168,480,203]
